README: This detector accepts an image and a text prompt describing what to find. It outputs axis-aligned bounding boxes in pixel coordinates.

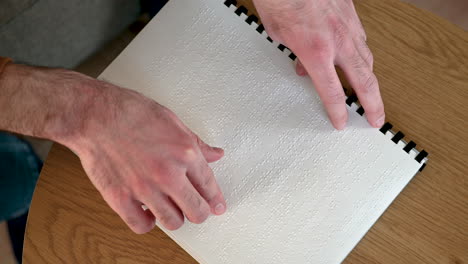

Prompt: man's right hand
[253,0,385,130]
[0,64,227,234]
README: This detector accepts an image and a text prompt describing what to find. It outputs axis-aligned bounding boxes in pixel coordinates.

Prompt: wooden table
[23,0,468,263]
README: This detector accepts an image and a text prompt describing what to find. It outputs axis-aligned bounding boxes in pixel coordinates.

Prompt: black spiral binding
[223,0,428,172]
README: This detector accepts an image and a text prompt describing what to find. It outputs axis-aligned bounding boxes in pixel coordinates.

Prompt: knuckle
[195,166,215,190]
[358,74,378,95]
[308,37,332,60]
[322,83,346,105]
[88,168,113,192]
[158,212,172,227]
[177,145,199,163]
[105,187,131,207]
[201,173,215,189]
[189,207,209,224]
[348,52,365,69]
[290,0,307,10]
[264,20,282,34]
[131,178,153,197]
[262,12,303,44]
[183,190,202,209]
[327,14,341,28]
[153,164,181,188]
[156,175,180,192]
[183,191,209,224]
[162,217,183,231]
[262,18,291,45]
[329,15,349,38]
[287,32,332,61]
[325,15,353,56]
[323,91,345,105]
[341,39,356,57]
[157,206,171,221]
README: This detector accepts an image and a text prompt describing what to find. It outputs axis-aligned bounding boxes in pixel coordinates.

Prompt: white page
[99,0,426,263]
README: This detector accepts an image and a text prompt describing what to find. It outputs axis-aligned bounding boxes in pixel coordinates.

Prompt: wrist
[0,63,100,147]
[42,69,105,151]
[67,79,155,156]
[61,76,137,155]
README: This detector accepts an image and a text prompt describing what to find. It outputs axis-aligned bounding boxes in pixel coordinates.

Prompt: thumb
[192,133,224,163]
[296,59,307,76]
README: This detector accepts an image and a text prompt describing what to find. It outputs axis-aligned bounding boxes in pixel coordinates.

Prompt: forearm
[0,56,229,233]
[0,63,97,146]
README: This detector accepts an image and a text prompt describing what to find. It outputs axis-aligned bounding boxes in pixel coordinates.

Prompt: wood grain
[24,0,468,263]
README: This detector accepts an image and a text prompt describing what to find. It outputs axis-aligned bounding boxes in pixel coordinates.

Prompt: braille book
[99,0,428,263]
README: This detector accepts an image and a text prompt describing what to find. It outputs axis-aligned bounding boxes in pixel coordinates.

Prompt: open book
[99,0,428,263]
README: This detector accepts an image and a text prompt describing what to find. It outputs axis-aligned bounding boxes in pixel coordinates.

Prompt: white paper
[99,0,425,263]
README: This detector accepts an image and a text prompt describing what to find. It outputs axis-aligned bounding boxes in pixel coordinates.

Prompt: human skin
[0,64,226,233]
[0,0,384,234]
[253,0,385,129]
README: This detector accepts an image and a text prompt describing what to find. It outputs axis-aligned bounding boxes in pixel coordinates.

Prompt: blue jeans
[0,132,41,222]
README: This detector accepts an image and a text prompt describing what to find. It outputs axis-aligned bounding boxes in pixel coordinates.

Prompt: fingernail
[298,67,306,76]
[296,62,305,76]
[335,122,346,130]
[214,203,225,215]
[374,115,385,128]
[213,147,224,154]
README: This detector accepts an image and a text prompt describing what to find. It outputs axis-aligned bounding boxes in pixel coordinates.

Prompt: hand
[253,0,385,129]
[66,79,227,234]
[0,63,226,234]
